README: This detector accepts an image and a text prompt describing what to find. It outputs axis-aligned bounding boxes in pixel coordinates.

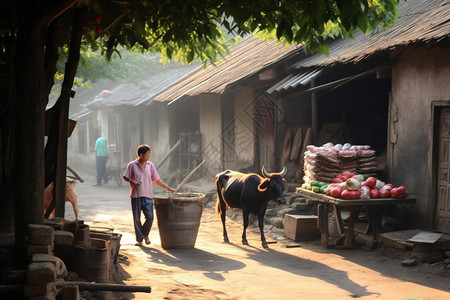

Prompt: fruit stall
[297,143,416,248]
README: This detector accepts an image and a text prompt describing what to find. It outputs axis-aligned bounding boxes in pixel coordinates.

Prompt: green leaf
[186,50,195,63]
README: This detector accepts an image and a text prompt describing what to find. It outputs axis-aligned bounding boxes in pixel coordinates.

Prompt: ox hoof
[262,242,269,249]
[224,237,230,243]
[242,240,249,246]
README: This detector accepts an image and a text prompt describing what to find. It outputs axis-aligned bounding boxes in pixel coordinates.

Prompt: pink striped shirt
[123,160,160,198]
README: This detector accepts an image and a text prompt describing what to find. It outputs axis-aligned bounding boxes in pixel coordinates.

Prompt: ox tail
[215,176,223,216]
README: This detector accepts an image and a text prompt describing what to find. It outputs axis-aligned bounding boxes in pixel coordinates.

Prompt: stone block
[54,230,74,246]
[28,244,53,256]
[276,207,296,217]
[24,282,54,297]
[32,254,68,277]
[26,262,56,284]
[32,254,58,264]
[28,224,54,246]
[268,217,284,228]
[5,269,26,284]
[412,249,444,263]
[28,289,56,300]
[290,202,311,212]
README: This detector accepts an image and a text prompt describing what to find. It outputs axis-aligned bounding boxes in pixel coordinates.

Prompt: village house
[150,36,302,181]
[68,62,198,182]
[139,0,450,248]
[68,0,450,246]
[69,36,303,187]
[268,0,450,235]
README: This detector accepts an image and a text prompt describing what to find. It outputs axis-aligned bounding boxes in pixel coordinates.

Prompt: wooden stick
[55,281,151,293]
[172,160,205,194]
[66,165,84,183]
[156,139,181,170]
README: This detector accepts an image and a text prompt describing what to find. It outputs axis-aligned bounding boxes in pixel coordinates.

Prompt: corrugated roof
[82,66,196,109]
[267,69,322,94]
[292,0,450,69]
[152,36,300,103]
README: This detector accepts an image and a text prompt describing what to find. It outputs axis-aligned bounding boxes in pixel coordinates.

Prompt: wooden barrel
[90,231,122,265]
[154,193,204,249]
[74,224,90,247]
[73,238,110,283]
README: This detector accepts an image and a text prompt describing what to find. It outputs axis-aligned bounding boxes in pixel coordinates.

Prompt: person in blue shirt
[94,136,109,185]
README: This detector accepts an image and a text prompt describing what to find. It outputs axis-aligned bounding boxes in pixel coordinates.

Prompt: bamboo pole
[156,139,181,170]
[172,160,205,194]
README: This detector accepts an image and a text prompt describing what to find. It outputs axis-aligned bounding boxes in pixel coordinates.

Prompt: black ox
[215,165,286,248]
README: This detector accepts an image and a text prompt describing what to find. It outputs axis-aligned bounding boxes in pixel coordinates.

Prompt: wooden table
[295,188,416,248]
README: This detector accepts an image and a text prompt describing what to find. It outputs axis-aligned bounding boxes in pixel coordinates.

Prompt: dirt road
[67,173,450,300]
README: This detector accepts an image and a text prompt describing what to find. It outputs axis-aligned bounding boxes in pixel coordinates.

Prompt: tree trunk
[0,31,16,234]
[14,0,47,263]
[53,7,86,218]
[13,0,79,264]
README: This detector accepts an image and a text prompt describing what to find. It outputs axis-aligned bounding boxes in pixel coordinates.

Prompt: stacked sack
[356,148,378,173]
[336,144,359,173]
[303,143,379,184]
[303,143,341,183]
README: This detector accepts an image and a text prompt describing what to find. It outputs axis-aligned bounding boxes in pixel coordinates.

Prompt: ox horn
[280,166,287,177]
[261,164,271,178]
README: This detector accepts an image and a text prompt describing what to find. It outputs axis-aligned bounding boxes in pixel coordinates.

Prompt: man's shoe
[144,236,151,245]
[94,183,102,186]
[135,242,142,246]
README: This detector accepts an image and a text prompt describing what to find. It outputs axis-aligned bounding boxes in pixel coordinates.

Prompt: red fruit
[96,26,103,34]
[341,189,352,199]
[331,187,342,198]
[391,186,407,198]
[365,177,377,188]
[349,189,361,199]
[379,189,391,198]
[340,171,355,180]
[326,184,338,196]
[332,177,344,184]
[386,183,394,189]
[94,16,101,24]
[370,188,380,198]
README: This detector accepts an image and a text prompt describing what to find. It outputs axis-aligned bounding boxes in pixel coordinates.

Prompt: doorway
[434,106,450,233]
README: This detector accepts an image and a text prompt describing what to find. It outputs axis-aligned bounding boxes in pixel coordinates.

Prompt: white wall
[235,88,254,167]
[199,94,222,177]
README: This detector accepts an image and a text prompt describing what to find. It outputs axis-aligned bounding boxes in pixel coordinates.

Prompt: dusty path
[68,174,450,300]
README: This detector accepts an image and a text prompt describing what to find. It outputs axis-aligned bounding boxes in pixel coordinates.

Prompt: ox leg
[258,214,268,248]
[220,201,229,243]
[242,210,249,246]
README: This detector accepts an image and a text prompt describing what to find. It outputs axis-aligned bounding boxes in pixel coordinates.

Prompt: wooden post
[317,203,329,248]
[343,206,361,248]
[311,79,318,145]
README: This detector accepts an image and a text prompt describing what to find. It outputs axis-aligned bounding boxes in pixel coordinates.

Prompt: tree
[0,0,398,264]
